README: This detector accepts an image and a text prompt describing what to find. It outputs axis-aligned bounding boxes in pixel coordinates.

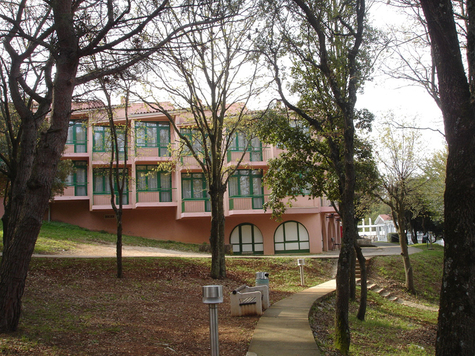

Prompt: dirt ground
[3,247,306,356]
[36,243,210,258]
[3,245,438,355]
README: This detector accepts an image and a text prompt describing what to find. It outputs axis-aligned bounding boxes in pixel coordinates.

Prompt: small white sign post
[297,259,305,286]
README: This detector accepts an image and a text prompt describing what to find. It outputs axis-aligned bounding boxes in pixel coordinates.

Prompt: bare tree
[0,0,217,332]
[141,1,269,279]
[375,121,425,294]
[95,73,136,279]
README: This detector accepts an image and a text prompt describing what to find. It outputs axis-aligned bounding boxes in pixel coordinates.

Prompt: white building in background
[358,214,397,242]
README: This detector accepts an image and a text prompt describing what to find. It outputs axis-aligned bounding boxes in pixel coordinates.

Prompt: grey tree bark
[419,0,475,354]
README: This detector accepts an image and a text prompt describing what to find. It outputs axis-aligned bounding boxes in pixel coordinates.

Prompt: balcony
[227,146,273,165]
[135,146,170,161]
[92,151,131,163]
[53,186,89,201]
[63,141,88,159]
[136,189,177,208]
[274,195,332,214]
[181,199,211,213]
[227,195,270,216]
[180,155,203,169]
[229,195,265,209]
[92,192,132,210]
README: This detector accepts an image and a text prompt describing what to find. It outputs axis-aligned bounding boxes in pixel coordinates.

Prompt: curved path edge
[246,280,336,356]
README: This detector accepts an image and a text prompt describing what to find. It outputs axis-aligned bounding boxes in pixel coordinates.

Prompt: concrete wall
[48,200,336,253]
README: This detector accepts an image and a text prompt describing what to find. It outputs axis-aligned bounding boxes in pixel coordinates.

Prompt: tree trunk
[392,206,415,294]
[116,213,123,279]
[0,219,42,332]
[355,243,367,321]
[349,246,356,301]
[410,222,418,244]
[335,208,356,354]
[209,187,226,279]
[334,106,357,354]
[419,1,475,354]
[0,91,73,332]
[398,220,415,294]
[0,0,78,332]
[335,243,351,354]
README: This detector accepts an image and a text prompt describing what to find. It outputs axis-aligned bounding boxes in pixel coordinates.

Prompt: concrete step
[365,280,402,304]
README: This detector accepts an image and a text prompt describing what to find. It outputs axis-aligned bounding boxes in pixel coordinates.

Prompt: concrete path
[34,241,421,259]
[245,242,424,356]
[247,280,336,356]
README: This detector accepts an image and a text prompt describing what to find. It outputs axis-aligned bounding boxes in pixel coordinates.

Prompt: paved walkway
[34,241,423,259]
[247,280,336,356]
[245,242,423,356]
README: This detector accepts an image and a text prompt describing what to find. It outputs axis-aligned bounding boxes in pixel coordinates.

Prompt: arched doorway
[274,221,310,254]
[230,223,264,255]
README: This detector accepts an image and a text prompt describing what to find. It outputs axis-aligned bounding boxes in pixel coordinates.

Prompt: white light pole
[297,259,305,286]
[202,285,223,356]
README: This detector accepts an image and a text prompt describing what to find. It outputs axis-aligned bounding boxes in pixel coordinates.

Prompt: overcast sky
[357,1,446,155]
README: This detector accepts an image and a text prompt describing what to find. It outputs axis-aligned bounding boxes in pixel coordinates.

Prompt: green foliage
[367,202,391,222]
[372,244,443,304]
[375,120,446,237]
[255,0,381,221]
[375,120,425,213]
[51,159,75,197]
[313,246,442,355]
[0,221,202,254]
[420,147,447,226]
[256,108,378,219]
[255,110,332,217]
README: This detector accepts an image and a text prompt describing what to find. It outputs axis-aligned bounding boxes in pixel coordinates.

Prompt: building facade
[48,102,340,255]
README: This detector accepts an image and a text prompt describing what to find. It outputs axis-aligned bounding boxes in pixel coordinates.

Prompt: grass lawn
[0,257,335,355]
[0,220,203,254]
[0,221,443,355]
[310,244,443,355]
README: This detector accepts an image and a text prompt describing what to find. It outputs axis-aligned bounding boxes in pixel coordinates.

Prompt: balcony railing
[63,185,87,197]
[64,141,87,154]
[182,198,211,213]
[93,192,131,206]
[227,146,272,163]
[135,146,170,159]
[280,196,321,209]
[92,151,129,162]
[229,195,268,210]
[180,155,204,167]
[55,186,88,200]
[136,189,175,204]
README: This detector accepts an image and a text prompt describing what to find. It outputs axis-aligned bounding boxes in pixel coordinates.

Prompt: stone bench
[230,285,269,316]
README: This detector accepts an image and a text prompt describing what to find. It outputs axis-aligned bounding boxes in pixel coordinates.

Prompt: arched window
[230,223,264,255]
[274,221,310,254]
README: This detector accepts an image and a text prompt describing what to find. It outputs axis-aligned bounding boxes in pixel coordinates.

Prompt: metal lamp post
[297,258,305,286]
[202,285,223,356]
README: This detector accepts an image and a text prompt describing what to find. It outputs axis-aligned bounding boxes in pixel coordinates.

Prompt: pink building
[49,102,341,255]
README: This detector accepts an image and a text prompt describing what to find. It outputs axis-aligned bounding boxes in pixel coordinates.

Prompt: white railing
[358,218,392,242]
